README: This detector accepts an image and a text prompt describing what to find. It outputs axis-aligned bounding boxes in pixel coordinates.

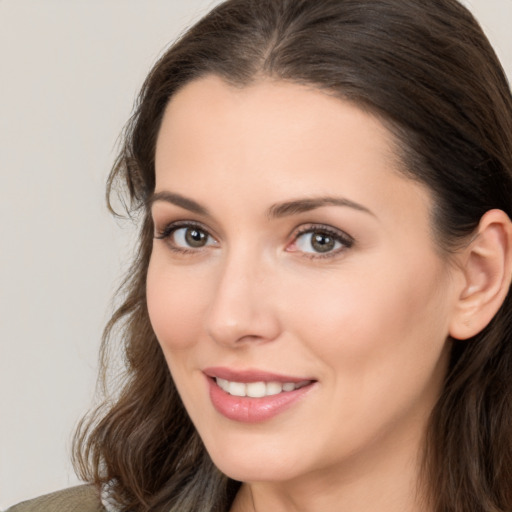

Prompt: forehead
[158,76,396,144]
[154,75,432,234]
[156,75,400,180]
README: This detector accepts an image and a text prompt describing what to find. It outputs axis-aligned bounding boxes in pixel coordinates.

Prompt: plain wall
[0,0,510,508]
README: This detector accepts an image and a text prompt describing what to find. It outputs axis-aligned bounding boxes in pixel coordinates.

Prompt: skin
[146,76,465,512]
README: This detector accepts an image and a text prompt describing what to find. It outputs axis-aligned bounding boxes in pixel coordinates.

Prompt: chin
[214,459,298,484]
[204,438,306,483]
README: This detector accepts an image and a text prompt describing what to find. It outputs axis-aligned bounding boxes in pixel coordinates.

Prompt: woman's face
[147,76,459,484]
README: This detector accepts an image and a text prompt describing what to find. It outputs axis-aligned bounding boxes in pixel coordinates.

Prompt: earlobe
[449,209,512,340]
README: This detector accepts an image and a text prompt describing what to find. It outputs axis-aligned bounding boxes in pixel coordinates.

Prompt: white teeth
[266,382,283,395]
[215,378,309,397]
[228,381,246,396]
[217,378,229,391]
[246,381,266,397]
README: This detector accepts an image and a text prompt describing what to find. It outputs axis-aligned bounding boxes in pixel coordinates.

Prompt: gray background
[1,0,510,508]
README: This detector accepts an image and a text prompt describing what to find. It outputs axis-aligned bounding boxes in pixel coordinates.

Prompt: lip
[203,367,316,423]
[203,366,313,383]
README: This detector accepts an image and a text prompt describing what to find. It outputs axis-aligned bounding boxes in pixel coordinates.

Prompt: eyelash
[153,221,354,259]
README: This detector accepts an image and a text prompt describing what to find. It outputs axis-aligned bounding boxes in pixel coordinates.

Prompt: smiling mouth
[214,378,313,398]
[206,370,317,422]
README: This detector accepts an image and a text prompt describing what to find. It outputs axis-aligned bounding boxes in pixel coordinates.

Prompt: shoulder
[6,485,106,512]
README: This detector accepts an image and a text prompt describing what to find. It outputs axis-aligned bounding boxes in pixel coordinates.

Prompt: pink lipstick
[204,367,316,423]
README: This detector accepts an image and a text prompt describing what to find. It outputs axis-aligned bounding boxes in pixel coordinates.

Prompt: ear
[449,209,512,340]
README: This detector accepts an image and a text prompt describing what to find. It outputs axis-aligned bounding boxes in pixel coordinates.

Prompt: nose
[205,251,281,347]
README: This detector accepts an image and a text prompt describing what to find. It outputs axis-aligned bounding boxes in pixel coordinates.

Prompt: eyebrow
[267,196,375,219]
[149,191,374,219]
[149,191,210,216]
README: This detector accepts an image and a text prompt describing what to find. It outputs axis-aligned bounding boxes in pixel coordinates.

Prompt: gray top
[6,485,106,512]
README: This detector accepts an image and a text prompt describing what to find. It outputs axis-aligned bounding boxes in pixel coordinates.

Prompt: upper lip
[203,366,315,383]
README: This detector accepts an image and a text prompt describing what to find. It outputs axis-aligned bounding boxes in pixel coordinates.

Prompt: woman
[9,0,512,511]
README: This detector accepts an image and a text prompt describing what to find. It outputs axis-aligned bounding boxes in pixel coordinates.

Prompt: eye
[154,222,217,252]
[288,225,353,257]
[173,226,212,248]
[296,230,341,253]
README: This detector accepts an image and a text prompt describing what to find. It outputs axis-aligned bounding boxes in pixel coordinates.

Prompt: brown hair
[73,1,512,511]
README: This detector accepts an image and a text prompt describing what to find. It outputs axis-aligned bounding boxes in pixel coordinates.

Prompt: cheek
[281,259,452,452]
[146,253,210,351]
[285,256,451,375]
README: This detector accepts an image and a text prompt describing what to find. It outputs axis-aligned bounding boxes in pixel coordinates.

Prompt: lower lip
[207,378,315,423]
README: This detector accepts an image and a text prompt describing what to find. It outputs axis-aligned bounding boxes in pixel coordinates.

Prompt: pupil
[185,228,207,247]
[312,232,334,253]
